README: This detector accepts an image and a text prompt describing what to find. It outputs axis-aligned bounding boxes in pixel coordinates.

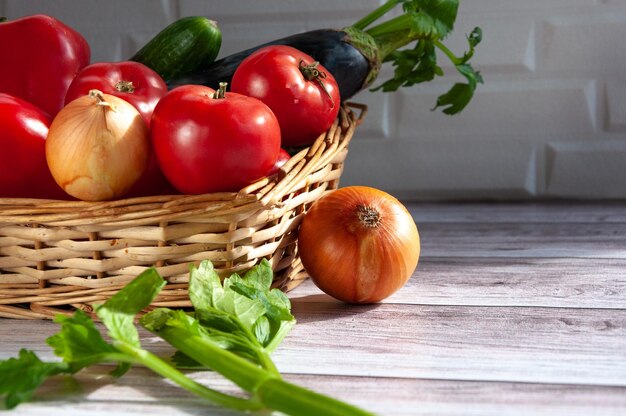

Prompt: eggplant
[167,28,379,101]
[166,1,483,114]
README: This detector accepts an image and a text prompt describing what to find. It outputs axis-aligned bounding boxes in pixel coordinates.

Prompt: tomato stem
[356,204,381,228]
[213,82,228,99]
[298,60,335,109]
[0,17,7,23]
[115,80,136,93]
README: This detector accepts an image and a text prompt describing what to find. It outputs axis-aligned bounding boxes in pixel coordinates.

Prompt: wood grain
[3,365,626,416]
[2,202,626,415]
[291,258,626,309]
[408,202,626,223]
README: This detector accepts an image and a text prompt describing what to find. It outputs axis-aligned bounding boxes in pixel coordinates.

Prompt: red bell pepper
[0,93,68,199]
[0,14,90,117]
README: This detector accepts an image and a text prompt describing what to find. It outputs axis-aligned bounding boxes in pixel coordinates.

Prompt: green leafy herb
[0,350,69,409]
[95,267,166,347]
[352,0,483,114]
[189,259,295,351]
[0,260,373,415]
[141,260,372,416]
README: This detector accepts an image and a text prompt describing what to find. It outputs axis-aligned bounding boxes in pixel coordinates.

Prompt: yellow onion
[46,89,149,201]
[298,186,420,303]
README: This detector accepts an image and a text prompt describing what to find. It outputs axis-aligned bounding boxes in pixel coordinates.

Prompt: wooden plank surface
[1,202,626,415]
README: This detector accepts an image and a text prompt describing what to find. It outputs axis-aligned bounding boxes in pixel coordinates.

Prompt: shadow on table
[15,365,244,416]
[289,294,383,324]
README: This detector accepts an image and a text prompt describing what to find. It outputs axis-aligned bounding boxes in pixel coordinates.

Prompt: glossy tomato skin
[150,85,281,194]
[65,61,172,197]
[231,45,340,147]
[65,61,168,128]
[267,148,291,176]
[0,93,68,199]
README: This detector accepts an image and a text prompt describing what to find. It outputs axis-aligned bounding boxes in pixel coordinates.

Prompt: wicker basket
[0,103,366,319]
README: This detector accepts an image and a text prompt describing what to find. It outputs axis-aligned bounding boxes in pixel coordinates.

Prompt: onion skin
[46,90,150,201]
[298,186,420,304]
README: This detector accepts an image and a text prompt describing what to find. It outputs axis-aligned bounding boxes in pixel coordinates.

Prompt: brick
[545,141,626,198]
[341,138,537,200]
[177,2,374,57]
[460,0,598,13]
[542,11,626,73]
[605,78,626,132]
[178,0,377,19]
[348,89,392,141]
[440,14,535,73]
[395,78,598,140]
[5,0,174,62]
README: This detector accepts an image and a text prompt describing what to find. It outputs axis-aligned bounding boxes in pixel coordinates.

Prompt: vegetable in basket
[0,94,68,199]
[130,16,223,82]
[231,45,341,147]
[0,14,90,117]
[167,0,483,115]
[64,61,174,197]
[46,90,150,201]
[0,260,374,416]
[65,61,168,128]
[150,83,281,194]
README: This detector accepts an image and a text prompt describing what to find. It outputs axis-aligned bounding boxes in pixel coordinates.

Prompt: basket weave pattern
[0,103,365,319]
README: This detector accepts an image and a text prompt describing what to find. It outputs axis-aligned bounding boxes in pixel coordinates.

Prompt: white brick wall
[3,0,626,200]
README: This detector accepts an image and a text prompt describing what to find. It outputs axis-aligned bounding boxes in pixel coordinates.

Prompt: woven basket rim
[0,102,366,227]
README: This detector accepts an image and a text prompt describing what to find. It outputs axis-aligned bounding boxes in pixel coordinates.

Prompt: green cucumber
[131,16,222,82]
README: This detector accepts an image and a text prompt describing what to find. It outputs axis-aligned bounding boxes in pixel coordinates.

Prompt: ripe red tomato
[267,148,291,176]
[0,93,68,199]
[150,84,281,194]
[65,61,172,197]
[231,45,340,147]
[65,61,168,127]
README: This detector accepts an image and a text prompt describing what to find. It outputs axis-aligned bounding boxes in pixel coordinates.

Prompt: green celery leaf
[252,316,271,346]
[194,308,267,365]
[402,0,459,38]
[189,260,223,311]
[463,27,483,62]
[372,40,440,92]
[241,258,273,291]
[47,310,118,370]
[0,349,70,409]
[142,307,271,371]
[190,261,266,330]
[96,268,166,347]
[433,63,483,115]
[183,259,295,358]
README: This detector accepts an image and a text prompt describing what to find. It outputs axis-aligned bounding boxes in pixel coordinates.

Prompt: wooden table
[1,202,625,415]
